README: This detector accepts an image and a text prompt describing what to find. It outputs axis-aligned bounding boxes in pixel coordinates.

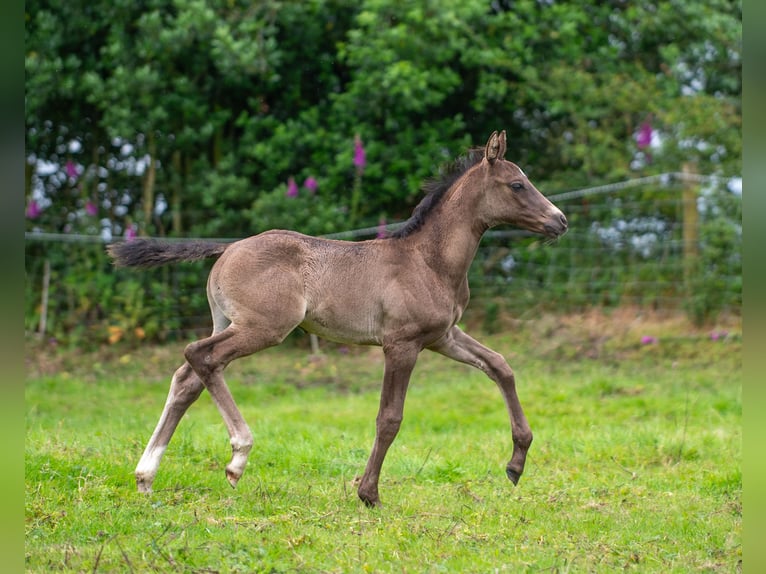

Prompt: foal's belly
[299,288,462,348]
[299,314,382,346]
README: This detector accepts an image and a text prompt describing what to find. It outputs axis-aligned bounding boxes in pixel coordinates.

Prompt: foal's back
[209,229,433,346]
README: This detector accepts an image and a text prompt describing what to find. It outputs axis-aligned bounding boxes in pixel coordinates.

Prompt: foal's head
[473,131,568,239]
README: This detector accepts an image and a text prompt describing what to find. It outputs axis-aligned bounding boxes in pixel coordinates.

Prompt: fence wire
[25,172,741,343]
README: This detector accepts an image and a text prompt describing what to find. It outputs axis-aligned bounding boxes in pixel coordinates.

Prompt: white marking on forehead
[518,167,527,178]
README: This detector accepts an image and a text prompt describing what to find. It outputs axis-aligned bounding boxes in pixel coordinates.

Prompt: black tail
[107,238,229,268]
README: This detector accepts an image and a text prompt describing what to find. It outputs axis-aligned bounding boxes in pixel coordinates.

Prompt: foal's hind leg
[135,363,204,492]
[429,326,533,485]
[184,324,290,488]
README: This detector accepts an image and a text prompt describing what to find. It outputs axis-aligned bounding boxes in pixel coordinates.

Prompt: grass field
[25,311,741,572]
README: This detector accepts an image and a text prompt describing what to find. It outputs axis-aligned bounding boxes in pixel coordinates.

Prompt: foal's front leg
[357,344,419,507]
[429,326,533,485]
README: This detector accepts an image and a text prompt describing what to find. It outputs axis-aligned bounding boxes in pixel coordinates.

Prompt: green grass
[25,315,742,572]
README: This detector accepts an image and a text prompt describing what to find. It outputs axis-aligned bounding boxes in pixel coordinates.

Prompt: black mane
[389,147,485,239]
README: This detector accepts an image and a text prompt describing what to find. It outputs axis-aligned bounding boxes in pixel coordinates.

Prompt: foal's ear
[485,130,507,164]
[497,130,507,160]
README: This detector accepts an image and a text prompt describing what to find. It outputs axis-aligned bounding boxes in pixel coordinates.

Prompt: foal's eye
[509,182,525,192]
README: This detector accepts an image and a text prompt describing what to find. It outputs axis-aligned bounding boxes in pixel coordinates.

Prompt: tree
[26,0,740,237]
[25,0,741,343]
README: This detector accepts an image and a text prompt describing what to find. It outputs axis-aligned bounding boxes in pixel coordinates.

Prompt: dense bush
[25,0,741,345]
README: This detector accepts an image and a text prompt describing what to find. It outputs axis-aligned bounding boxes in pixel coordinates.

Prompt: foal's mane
[389,147,485,239]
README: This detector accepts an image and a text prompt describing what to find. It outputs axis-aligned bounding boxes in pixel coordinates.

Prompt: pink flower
[85,201,98,216]
[286,177,299,198]
[641,335,657,345]
[353,134,366,173]
[710,330,728,341]
[65,160,79,179]
[637,121,652,149]
[303,176,318,193]
[125,223,137,240]
[26,200,42,219]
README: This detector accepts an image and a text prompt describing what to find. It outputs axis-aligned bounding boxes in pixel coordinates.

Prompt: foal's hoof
[506,467,522,486]
[359,495,382,508]
[226,469,241,489]
[357,489,382,508]
[136,475,154,494]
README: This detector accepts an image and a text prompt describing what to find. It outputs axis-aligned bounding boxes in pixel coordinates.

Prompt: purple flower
[85,201,98,216]
[26,200,41,219]
[286,177,299,198]
[637,121,653,149]
[641,335,657,345]
[303,176,318,194]
[353,134,366,173]
[125,224,137,240]
[65,160,79,180]
[710,330,728,341]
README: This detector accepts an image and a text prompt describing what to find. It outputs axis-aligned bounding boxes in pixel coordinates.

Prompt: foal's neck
[407,179,488,286]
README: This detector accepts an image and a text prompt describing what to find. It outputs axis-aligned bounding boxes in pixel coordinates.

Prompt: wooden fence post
[38,258,51,337]
[309,333,321,356]
[681,162,700,292]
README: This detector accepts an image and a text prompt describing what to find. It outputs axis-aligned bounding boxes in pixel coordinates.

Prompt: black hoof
[506,467,521,485]
[359,496,381,509]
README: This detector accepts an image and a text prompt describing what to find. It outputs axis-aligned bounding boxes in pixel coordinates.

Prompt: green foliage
[684,187,742,324]
[25,241,211,347]
[250,184,350,236]
[25,0,741,344]
[26,0,741,233]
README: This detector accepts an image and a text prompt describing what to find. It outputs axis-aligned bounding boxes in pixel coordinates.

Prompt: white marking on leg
[226,434,253,486]
[135,445,167,492]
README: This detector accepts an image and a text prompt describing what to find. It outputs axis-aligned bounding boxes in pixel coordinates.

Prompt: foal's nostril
[544,210,568,238]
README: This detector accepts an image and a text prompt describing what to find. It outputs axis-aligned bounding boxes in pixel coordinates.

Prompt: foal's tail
[107,238,229,268]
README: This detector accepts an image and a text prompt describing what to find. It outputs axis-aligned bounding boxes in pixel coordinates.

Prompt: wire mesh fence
[25,172,741,345]
[467,172,741,326]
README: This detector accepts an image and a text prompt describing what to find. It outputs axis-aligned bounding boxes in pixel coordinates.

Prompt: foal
[108,130,567,507]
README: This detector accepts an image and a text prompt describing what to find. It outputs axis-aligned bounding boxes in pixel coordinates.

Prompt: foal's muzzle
[543,212,568,238]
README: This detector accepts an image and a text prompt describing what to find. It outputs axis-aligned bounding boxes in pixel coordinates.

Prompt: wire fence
[25,171,741,344]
